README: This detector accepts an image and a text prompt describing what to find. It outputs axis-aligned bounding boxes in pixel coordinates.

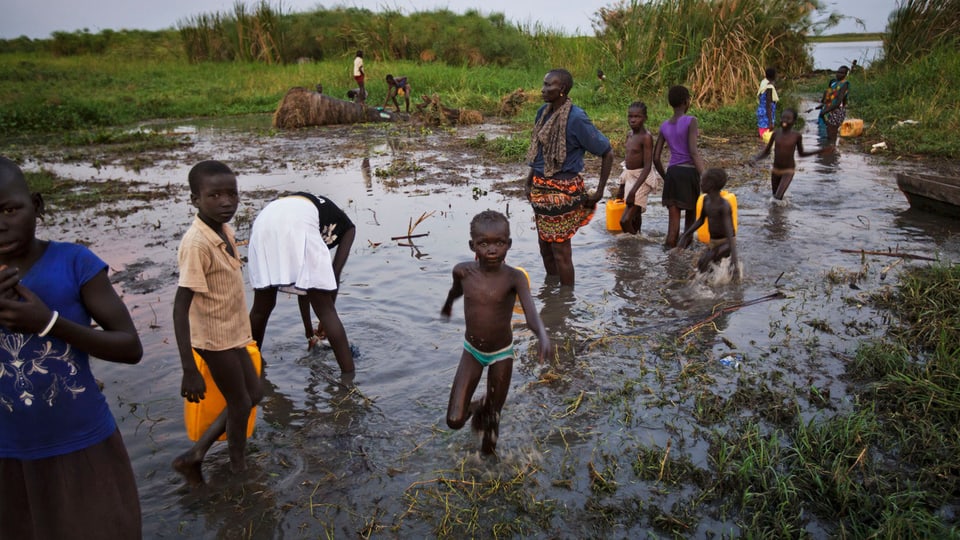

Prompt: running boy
[173,160,262,486]
[615,101,656,234]
[751,108,833,200]
[441,211,550,454]
[0,157,143,538]
[678,168,738,274]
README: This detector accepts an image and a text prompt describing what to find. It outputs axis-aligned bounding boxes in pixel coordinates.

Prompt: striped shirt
[177,216,252,350]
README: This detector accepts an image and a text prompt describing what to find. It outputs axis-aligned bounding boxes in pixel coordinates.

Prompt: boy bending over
[678,168,739,274]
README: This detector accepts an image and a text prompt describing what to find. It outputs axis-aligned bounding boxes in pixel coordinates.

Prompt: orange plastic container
[606,199,626,231]
[184,342,262,442]
[840,118,863,137]
[513,266,531,315]
[695,190,738,243]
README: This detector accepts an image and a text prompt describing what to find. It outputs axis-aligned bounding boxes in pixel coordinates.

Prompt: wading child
[616,101,656,234]
[678,168,739,275]
[247,192,356,373]
[383,74,411,113]
[751,108,833,201]
[653,85,706,248]
[441,210,550,454]
[173,160,263,486]
[0,156,144,538]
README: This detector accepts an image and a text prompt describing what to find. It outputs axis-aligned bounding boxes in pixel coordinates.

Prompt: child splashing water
[678,168,742,285]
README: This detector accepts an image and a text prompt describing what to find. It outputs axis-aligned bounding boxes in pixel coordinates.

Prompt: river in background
[809,40,884,70]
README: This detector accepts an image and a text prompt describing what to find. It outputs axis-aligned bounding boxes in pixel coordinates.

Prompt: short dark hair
[628,101,647,114]
[548,68,574,95]
[188,160,234,194]
[0,156,25,186]
[782,107,797,119]
[765,67,776,80]
[701,168,728,192]
[668,85,690,108]
[470,210,510,237]
[385,74,394,82]
[356,50,363,57]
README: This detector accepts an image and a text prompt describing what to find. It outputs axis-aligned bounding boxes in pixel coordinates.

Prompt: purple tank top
[660,115,694,167]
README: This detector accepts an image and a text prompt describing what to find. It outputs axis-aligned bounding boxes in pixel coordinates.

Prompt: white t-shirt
[353,56,364,77]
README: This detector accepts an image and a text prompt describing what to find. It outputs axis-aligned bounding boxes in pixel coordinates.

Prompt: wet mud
[10,108,960,538]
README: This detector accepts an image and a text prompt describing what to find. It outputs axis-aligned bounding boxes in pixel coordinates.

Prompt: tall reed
[883,0,960,64]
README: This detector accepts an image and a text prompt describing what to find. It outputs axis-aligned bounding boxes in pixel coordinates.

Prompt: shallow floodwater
[29,104,960,538]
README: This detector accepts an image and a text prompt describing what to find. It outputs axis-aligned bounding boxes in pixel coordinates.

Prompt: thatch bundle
[498,88,528,117]
[272,87,397,129]
[415,94,483,126]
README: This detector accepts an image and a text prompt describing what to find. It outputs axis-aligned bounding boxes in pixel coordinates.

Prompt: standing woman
[819,65,849,144]
[525,68,613,287]
[756,67,779,142]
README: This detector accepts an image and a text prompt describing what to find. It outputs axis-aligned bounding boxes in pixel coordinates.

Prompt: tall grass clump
[179,0,286,64]
[591,0,838,108]
[883,0,960,65]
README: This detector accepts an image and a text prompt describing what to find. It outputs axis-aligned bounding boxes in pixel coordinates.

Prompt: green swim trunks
[464,340,515,367]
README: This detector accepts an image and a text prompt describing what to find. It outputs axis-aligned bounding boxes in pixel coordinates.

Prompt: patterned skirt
[529,174,594,242]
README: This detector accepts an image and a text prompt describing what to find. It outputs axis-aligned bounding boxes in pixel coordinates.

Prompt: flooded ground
[17,103,960,538]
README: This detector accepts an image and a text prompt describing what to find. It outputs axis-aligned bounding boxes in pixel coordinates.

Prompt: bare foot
[469,398,485,433]
[172,452,205,487]
[481,411,500,455]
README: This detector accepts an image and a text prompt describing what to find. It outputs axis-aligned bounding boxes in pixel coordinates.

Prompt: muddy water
[30,105,960,538]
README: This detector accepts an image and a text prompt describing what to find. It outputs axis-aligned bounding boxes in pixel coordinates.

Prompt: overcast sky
[2,0,899,40]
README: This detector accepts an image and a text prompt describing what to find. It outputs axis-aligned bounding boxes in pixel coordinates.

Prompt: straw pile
[272,87,396,129]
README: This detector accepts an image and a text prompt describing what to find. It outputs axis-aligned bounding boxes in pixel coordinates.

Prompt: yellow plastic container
[513,266,531,315]
[606,199,626,231]
[695,190,738,243]
[184,342,262,442]
[839,118,863,137]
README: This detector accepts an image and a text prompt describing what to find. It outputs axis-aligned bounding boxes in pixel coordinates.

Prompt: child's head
[667,85,691,108]
[346,89,358,99]
[700,168,728,193]
[356,50,363,57]
[0,156,44,249]
[188,160,239,225]
[468,210,512,260]
[385,74,395,84]
[627,101,647,130]
[836,65,849,80]
[765,67,777,81]
[547,68,574,96]
[781,108,797,128]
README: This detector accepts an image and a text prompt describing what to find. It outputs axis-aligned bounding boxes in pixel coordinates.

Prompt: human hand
[537,338,552,365]
[625,193,635,206]
[678,234,693,250]
[440,304,452,319]
[0,265,19,300]
[180,370,206,403]
[0,282,53,334]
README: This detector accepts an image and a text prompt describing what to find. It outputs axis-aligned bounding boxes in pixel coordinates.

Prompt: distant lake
[809,40,883,69]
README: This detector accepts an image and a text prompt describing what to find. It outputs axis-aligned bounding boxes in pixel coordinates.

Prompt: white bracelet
[38,311,59,337]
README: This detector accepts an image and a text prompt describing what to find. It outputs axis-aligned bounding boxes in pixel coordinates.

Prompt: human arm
[722,207,738,273]
[677,215,705,250]
[0,269,142,364]
[751,132,775,163]
[687,117,706,174]
[524,168,534,201]
[173,286,206,403]
[652,133,667,179]
[440,266,464,319]
[515,270,551,364]
[331,225,355,284]
[587,149,614,207]
[797,136,833,158]
[764,88,774,126]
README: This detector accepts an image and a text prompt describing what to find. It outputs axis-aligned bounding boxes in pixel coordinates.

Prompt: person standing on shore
[756,67,779,142]
[352,50,365,104]
[525,68,613,287]
[820,65,849,144]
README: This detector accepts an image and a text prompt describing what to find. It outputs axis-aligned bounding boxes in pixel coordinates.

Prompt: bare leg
[665,205,681,247]
[297,294,314,341]
[307,289,354,373]
[249,287,278,350]
[774,172,796,200]
[550,240,575,287]
[538,237,558,276]
[173,409,225,487]
[479,358,513,454]
[683,208,697,232]
[446,350,484,429]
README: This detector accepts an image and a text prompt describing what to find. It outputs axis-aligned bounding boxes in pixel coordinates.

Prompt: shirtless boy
[441,210,551,454]
[616,101,655,234]
[678,168,738,274]
[751,108,833,200]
